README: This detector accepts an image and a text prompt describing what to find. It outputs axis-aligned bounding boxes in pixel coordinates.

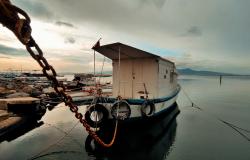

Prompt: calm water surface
[0,75,250,160]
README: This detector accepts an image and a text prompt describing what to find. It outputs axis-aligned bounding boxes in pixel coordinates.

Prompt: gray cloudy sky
[0,0,250,74]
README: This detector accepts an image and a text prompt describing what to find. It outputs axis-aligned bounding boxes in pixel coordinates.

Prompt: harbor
[0,72,112,140]
[1,0,250,159]
[0,75,250,160]
[0,41,181,144]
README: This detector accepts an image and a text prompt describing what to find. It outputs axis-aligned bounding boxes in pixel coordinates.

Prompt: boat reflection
[85,103,180,160]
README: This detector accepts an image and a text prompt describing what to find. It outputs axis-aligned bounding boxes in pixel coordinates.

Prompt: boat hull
[104,101,180,126]
[85,85,180,120]
[85,102,180,159]
[128,92,178,119]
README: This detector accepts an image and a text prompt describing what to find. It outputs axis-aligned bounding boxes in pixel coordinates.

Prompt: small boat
[82,42,180,128]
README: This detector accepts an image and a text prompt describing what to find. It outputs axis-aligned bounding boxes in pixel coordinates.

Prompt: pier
[0,97,43,138]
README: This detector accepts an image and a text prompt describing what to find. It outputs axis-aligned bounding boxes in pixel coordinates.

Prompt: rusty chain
[0,0,117,147]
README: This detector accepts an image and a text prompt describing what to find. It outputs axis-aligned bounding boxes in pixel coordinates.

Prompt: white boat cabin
[93,42,178,99]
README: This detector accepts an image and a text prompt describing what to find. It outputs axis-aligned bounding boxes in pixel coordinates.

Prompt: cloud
[64,37,76,44]
[61,55,88,64]
[12,0,54,21]
[152,0,168,8]
[55,21,75,28]
[181,26,202,37]
[0,55,11,59]
[138,0,168,9]
[3,0,250,74]
[0,44,28,57]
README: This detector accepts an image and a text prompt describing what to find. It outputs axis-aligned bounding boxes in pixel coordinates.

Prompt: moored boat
[81,42,181,128]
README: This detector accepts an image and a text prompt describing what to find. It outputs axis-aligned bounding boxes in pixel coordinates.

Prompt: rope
[28,150,83,160]
[118,46,121,96]
[181,86,250,142]
[108,118,119,146]
[143,83,149,99]
[27,121,80,160]
[94,50,96,86]
[93,56,106,130]
[86,75,119,145]
[217,118,250,141]
[98,56,105,83]
[181,87,202,110]
[44,123,83,148]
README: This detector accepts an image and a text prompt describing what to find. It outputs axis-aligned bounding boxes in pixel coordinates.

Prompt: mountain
[177,68,237,76]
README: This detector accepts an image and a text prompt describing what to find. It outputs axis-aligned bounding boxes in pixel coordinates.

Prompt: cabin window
[170,71,174,83]
[164,75,167,79]
[166,69,168,74]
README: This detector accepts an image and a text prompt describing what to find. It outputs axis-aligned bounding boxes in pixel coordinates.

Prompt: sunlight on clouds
[0,19,102,72]
[0,27,24,49]
[31,20,75,50]
[0,56,40,71]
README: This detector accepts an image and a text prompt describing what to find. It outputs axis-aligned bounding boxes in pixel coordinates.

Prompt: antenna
[118,46,121,96]
[94,50,96,86]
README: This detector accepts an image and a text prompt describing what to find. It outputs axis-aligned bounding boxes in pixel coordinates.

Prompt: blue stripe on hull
[75,85,181,106]
[126,85,181,105]
[124,101,179,122]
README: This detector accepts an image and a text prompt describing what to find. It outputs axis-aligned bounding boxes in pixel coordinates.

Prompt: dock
[0,97,39,110]
[0,97,42,139]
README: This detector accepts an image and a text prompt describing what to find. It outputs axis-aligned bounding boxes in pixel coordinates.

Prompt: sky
[0,0,250,74]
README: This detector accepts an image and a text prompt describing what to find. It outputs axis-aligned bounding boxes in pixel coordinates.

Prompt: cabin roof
[93,42,174,64]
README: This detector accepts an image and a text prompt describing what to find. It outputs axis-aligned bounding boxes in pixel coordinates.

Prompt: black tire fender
[84,103,109,128]
[111,100,131,120]
[141,100,155,117]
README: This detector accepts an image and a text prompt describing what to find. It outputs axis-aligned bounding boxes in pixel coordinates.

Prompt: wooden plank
[0,117,25,136]
[0,97,39,109]
[0,110,9,121]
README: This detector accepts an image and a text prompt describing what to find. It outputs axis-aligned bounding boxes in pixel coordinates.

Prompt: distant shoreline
[177,68,250,76]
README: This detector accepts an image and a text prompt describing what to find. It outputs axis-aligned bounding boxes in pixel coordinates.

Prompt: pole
[118,47,121,95]
[219,75,222,85]
[94,50,96,86]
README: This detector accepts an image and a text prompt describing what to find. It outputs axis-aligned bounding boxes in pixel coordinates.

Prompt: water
[0,75,250,160]
[63,74,112,84]
[170,75,250,160]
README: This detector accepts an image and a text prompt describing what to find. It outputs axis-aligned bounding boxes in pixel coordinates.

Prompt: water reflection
[85,104,180,160]
[0,108,46,143]
[0,99,63,143]
[0,102,179,160]
[0,119,44,143]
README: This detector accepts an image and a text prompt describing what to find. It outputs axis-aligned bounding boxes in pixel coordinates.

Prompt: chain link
[0,0,117,148]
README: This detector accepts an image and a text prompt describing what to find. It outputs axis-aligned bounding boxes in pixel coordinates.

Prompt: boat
[80,42,181,128]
